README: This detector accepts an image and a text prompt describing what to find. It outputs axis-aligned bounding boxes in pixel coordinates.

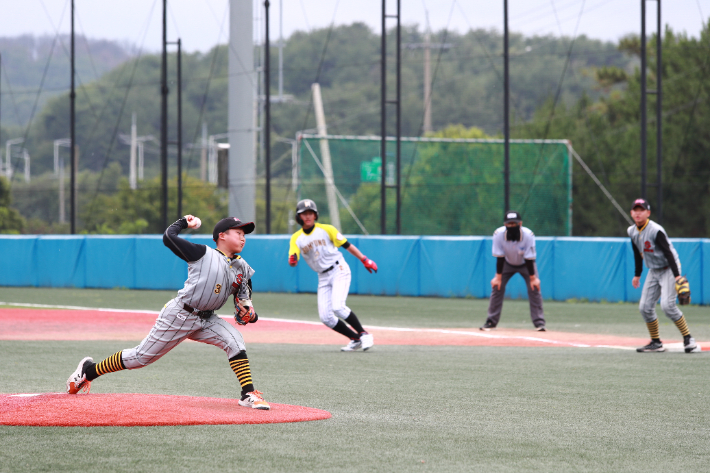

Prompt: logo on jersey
[302,239,327,255]
[214,283,222,294]
[643,241,654,253]
[236,274,243,285]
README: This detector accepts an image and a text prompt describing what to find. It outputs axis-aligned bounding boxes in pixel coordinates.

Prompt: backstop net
[298,134,572,236]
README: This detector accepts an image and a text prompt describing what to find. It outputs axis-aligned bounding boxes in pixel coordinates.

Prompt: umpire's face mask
[505,224,521,241]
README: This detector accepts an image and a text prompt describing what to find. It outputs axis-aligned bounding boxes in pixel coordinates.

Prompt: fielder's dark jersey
[163,218,254,311]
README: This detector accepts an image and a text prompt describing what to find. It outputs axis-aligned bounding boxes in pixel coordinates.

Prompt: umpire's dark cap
[504,211,522,223]
[213,217,255,241]
[631,198,650,211]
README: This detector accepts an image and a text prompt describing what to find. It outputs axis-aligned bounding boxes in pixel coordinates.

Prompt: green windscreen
[298,136,571,236]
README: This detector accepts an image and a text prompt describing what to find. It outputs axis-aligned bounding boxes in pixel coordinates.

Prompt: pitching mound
[0,393,331,427]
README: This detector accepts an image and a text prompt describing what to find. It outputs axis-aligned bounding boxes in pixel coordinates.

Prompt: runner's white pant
[639,266,683,323]
[317,260,352,328]
[122,299,246,369]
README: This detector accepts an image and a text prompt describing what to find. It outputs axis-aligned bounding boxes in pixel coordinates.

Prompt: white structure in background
[119,115,155,187]
[4,138,24,181]
[311,83,340,230]
[22,149,30,183]
[208,133,229,185]
[53,138,71,224]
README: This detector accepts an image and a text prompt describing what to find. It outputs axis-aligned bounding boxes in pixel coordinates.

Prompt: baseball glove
[675,276,691,305]
[235,299,258,325]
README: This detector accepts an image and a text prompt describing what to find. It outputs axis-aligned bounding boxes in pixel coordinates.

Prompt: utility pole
[130,113,137,189]
[160,0,169,229]
[423,28,432,133]
[312,83,340,230]
[70,0,77,234]
[655,0,662,223]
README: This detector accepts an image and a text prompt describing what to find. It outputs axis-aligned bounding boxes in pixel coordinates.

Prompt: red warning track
[0,393,331,427]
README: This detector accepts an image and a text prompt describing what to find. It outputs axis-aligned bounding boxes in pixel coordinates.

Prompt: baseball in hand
[185,215,202,229]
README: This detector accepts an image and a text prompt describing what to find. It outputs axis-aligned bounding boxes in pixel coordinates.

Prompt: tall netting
[298,135,571,236]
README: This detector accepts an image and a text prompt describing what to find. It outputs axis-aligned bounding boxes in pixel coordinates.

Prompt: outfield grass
[1,287,709,472]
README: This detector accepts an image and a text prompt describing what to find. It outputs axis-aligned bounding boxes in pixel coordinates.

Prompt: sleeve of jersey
[288,232,301,259]
[524,231,536,260]
[491,230,504,257]
[237,263,256,299]
[322,224,348,247]
[655,232,680,277]
[163,218,207,262]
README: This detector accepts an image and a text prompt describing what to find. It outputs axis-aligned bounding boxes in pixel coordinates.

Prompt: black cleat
[636,340,665,353]
[480,321,496,331]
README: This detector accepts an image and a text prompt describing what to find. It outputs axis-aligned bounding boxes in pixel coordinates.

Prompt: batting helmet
[295,199,318,225]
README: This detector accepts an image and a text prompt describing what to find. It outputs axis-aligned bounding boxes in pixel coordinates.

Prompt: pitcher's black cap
[212,217,255,241]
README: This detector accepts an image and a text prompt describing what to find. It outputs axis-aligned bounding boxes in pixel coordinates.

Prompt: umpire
[480,211,546,331]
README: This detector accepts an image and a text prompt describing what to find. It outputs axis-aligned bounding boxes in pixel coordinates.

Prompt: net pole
[380,0,387,234]
[503,0,510,214]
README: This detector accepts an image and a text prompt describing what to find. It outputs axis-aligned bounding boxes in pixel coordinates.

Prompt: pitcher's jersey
[289,223,347,273]
[628,220,679,270]
[491,226,536,266]
[176,248,254,311]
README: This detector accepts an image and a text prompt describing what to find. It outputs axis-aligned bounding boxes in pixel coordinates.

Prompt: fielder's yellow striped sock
[95,351,126,376]
[646,319,660,340]
[674,316,691,337]
[229,358,253,391]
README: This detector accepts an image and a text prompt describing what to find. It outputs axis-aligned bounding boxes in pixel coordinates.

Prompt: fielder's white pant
[639,266,683,323]
[122,298,246,369]
[317,260,352,328]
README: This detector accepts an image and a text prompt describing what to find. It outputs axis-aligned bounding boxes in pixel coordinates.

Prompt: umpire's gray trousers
[486,261,545,328]
[638,266,683,323]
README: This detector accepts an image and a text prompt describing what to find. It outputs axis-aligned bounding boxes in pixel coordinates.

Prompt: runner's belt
[322,260,339,274]
[183,303,214,318]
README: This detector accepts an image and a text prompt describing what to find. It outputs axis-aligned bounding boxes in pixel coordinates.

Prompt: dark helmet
[295,199,318,225]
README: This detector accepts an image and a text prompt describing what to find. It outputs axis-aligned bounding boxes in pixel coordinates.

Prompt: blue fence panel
[134,236,186,290]
[420,237,486,298]
[356,236,420,296]
[1,235,708,304]
[0,236,37,286]
[554,238,627,302]
[673,239,702,305]
[84,236,136,289]
[36,236,86,287]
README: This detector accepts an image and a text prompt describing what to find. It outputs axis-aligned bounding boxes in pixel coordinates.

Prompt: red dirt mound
[0,393,331,427]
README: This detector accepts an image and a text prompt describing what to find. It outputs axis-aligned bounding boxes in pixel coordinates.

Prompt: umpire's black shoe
[535,325,546,332]
[636,340,665,353]
[479,321,496,331]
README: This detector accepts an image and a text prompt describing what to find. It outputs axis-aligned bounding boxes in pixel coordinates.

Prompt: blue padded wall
[0,235,707,304]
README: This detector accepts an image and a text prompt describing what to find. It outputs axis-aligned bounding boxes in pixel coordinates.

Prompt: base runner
[628,199,699,353]
[66,215,271,409]
[288,199,378,352]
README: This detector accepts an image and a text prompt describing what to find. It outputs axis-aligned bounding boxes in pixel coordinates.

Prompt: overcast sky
[1,0,708,53]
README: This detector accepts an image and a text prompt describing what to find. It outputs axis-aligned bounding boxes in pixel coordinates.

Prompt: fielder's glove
[361,256,378,273]
[235,299,258,325]
[675,276,691,305]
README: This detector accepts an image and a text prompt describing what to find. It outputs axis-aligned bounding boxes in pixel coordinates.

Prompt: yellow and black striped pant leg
[96,351,126,376]
[646,319,660,340]
[229,355,255,396]
[674,316,691,337]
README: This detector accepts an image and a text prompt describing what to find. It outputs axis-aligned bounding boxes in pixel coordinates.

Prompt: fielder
[480,211,546,331]
[288,199,378,351]
[628,198,698,353]
[66,215,271,409]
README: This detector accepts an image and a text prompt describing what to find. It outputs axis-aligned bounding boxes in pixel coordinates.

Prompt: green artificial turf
[1,287,709,472]
[1,341,709,472]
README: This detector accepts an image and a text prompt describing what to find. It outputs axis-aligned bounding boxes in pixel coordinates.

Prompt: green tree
[0,176,26,233]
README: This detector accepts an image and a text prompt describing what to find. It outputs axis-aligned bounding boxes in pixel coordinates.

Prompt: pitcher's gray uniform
[628,219,682,324]
[123,238,254,368]
[66,216,270,409]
